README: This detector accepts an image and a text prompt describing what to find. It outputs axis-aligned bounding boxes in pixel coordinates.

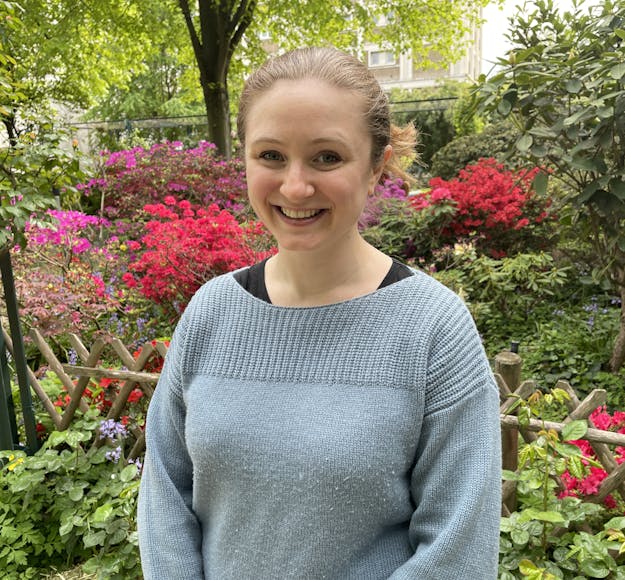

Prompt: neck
[265,235,391,307]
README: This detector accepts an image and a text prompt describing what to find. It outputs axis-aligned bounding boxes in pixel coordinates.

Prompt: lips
[279,207,324,219]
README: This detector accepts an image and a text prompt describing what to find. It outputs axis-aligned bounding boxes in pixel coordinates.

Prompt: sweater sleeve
[390,297,502,580]
[137,313,205,579]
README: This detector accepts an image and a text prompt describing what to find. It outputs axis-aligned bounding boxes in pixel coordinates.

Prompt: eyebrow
[249,135,350,147]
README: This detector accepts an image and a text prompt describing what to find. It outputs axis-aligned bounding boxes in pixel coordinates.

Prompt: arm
[390,299,501,579]
[137,314,205,579]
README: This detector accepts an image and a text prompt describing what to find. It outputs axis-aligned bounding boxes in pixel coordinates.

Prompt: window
[368,50,396,67]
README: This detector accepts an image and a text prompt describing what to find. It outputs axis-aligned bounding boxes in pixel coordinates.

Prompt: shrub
[429,121,519,180]
[78,141,248,221]
[0,408,142,579]
[413,158,554,257]
[358,177,410,230]
[122,197,274,317]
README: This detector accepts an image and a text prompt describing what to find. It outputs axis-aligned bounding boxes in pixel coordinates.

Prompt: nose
[280,162,314,200]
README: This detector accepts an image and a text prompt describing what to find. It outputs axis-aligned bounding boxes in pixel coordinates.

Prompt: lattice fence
[5,326,166,460]
[496,351,625,514]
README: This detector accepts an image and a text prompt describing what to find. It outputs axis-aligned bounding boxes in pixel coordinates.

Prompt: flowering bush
[0,408,142,578]
[359,177,409,229]
[411,158,554,256]
[123,198,274,317]
[12,210,129,341]
[560,405,625,508]
[78,141,248,221]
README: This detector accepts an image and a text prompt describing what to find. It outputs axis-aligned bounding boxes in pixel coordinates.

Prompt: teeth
[281,208,322,219]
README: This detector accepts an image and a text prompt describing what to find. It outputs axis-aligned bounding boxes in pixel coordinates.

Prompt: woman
[138,46,501,579]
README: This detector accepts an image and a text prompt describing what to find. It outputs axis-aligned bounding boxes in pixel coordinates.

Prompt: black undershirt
[234,258,414,304]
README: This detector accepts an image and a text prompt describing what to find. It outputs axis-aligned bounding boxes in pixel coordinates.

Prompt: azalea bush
[411,158,555,257]
[10,208,172,368]
[561,406,625,509]
[13,210,125,339]
[79,141,249,221]
[122,197,274,317]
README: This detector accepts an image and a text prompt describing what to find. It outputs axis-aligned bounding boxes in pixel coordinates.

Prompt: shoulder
[382,268,470,325]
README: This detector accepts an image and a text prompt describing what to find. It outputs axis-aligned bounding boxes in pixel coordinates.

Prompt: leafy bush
[429,121,519,180]
[519,295,624,405]
[0,408,142,579]
[500,388,625,579]
[433,250,571,345]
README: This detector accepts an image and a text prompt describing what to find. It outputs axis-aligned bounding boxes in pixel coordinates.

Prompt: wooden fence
[5,327,166,460]
[496,350,625,514]
[6,328,625,512]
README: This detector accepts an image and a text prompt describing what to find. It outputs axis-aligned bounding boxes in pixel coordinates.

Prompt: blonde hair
[237,46,418,185]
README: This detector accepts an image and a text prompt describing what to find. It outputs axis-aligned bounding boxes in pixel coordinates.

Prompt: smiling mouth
[279,207,324,219]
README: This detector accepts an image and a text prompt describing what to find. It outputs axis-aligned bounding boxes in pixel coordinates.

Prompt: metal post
[0,327,19,450]
[0,247,39,453]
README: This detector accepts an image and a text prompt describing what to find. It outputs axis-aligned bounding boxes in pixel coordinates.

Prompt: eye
[259,150,284,162]
[314,151,342,165]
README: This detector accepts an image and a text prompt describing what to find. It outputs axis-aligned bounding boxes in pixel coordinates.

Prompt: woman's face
[243,79,386,255]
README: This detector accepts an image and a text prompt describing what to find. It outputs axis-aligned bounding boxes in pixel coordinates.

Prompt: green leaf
[83,530,107,548]
[568,455,585,480]
[92,503,114,524]
[511,528,530,545]
[519,560,540,574]
[532,171,549,195]
[565,78,583,93]
[606,517,625,530]
[516,134,533,152]
[610,63,625,80]
[497,98,512,116]
[534,510,566,523]
[69,486,84,502]
[562,420,588,441]
[502,469,520,481]
[570,155,606,173]
[580,558,611,578]
[120,463,138,483]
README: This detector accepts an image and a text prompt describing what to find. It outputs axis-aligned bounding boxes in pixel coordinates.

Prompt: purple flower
[99,419,128,440]
[105,446,122,463]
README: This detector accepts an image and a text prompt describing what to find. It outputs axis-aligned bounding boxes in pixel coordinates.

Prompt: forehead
[245,79,369,140]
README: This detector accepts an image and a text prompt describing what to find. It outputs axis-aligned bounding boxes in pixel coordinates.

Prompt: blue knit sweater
[137,270,501,579]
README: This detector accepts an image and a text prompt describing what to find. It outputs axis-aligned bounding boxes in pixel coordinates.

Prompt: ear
[368,145,393,195]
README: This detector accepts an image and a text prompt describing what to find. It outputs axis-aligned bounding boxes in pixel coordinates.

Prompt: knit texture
[138,270,501,579]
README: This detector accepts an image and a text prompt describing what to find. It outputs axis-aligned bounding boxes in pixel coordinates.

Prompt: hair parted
[237,46,418,185]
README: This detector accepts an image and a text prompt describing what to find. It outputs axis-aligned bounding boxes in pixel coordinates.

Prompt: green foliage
[175,0,496,154]
[0,407,141,579]
[499,388,625,579]
[519,297,625,405]
[361,197,457,262]
[429,120,519,179]
[0,122,83,248]
[5,0,158,112]
[475,0,625,370]
[389,82,481,169]
[0,4,84,248]
[433,251,571,340]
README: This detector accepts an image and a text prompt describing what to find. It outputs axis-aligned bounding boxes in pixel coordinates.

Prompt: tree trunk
[178,0,255,159]
[201,72,231,156]
[609,285,625,373]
